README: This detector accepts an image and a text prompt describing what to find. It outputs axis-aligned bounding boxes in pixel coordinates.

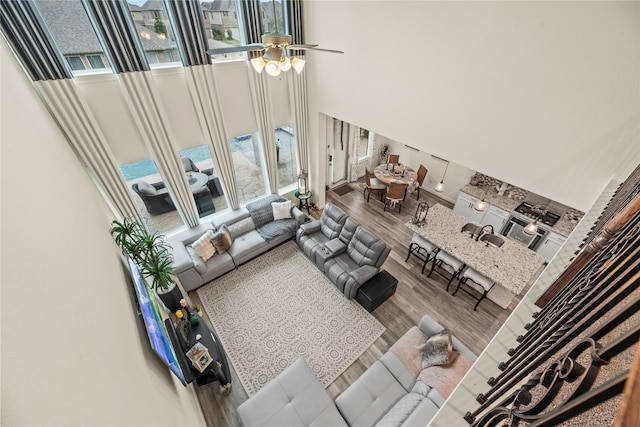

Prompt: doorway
[327,117,349,188]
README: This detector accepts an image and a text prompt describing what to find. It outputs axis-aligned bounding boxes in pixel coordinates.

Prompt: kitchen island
[406,204,546,308]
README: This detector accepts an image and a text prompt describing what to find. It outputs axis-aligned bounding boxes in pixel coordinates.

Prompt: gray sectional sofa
[166,195,305,291]
[237,314,477,426]
[296,203,391,299]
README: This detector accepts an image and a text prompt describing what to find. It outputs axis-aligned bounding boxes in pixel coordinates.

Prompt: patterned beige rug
[196,240,386,396]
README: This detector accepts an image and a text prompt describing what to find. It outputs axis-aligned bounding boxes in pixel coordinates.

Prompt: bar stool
[405,233,438,274]
[453,267,495,311]
[428,250,465,291]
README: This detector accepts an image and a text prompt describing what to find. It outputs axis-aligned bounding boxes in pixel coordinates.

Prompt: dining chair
[383,182,407,212]
[414,164,428,200]
[405,233,439,274]
[364,169,386,202]
[428,249,465,291]
[386,154,400,164]
[453,266,495,311]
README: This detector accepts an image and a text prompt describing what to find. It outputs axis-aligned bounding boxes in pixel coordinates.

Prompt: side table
[297,191,312,214]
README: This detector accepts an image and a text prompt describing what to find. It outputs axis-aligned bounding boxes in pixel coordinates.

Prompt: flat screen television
[126,255,187,386]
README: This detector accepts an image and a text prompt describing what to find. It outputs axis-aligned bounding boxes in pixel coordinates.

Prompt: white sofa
[166,195,305,291]
[237,314,477,427]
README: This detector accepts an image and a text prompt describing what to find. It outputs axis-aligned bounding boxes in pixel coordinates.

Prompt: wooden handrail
[536,191,640,308]
[614,339,640,427]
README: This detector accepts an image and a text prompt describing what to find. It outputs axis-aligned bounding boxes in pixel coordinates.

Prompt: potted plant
[110,217,184,312]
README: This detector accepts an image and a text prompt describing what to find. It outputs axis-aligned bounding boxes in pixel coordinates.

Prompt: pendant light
[432,156,449,193]
[523,220,538,235]
[473,188,488,212]
[523,202,548,235]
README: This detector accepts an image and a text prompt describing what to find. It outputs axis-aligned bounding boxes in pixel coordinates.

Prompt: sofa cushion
[237,358,348,427]
[137,180,157,195]
[186,246,207,274]
[347,227,388,267]
[399,398,440,427]
[192,230,216,261]
[338,217,360,244]
[374,391,424,427]
[335,360,407,427]
[227,217,256,239]
[211,224,233,254]
[226,230,269,266]
[320,203,348,240]
[272,200,293,220]
[422,329,454,369]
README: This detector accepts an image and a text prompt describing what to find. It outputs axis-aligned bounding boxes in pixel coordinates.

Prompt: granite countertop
[406,204,545,295]
[460,184,581,237]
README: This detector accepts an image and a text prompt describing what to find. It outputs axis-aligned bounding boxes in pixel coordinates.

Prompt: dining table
[405,204,546,308]
[374,163,418,186]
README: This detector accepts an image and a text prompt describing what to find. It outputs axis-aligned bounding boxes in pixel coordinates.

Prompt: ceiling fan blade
[287,45,344,54]
[287,44,319,49]
[207,43,265,55]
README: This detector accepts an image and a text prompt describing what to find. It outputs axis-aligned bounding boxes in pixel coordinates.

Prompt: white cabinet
[536,232,567,261]
[481,205,510,234]
[453,192,485,224]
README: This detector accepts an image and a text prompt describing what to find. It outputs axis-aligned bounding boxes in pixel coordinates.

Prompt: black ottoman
[355,270,398,312]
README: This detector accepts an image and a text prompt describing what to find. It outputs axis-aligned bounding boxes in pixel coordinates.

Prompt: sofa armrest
[292,206,306,225]
[167,240,194,274]
[343,265,379,299]
[298,219,321,236]
[419,314,477,361]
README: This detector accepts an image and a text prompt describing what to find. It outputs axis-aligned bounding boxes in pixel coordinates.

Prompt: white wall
[304,1,640,211]
[1,40,205,426]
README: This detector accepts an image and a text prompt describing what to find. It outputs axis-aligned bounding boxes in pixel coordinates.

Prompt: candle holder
[412,202,430,226]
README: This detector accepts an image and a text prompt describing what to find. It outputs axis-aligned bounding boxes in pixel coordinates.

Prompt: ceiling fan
[207,0,343,76]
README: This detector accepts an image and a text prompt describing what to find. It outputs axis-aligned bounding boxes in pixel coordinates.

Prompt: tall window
[358,128,372,160]
[180,145,229,218]
[126,1,181,68]
[120,158,182,234]
[202,0,244,61]
[230,133,267,204]
[34,0,112,75]
[275,125,298,194]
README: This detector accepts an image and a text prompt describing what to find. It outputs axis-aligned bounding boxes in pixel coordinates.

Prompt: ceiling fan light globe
[291,57,306,73]
[265,60,281,76]
[250,57,266,73]
[280,57,292,72]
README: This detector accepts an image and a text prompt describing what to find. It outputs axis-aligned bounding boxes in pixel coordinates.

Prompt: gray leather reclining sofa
[237,314,477,426]
[165,195,305,291]
[296,203,391,299]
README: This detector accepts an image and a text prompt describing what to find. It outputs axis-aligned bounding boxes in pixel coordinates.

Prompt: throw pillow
[186,246,207,274]
[422,329,454,369]
[272,200,293,220]
[191,230,216,261]
[211,224,233,254]
[388,326,428,377]
[137,180,157,195]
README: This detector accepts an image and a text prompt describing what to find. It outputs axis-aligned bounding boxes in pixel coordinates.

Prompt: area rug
[333,184,355,196]
[196,241,385,395]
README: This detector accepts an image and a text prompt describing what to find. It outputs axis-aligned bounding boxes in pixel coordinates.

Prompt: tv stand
[166,317,232,393]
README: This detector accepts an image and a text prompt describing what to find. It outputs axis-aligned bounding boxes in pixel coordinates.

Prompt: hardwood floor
[189,182,521,426]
